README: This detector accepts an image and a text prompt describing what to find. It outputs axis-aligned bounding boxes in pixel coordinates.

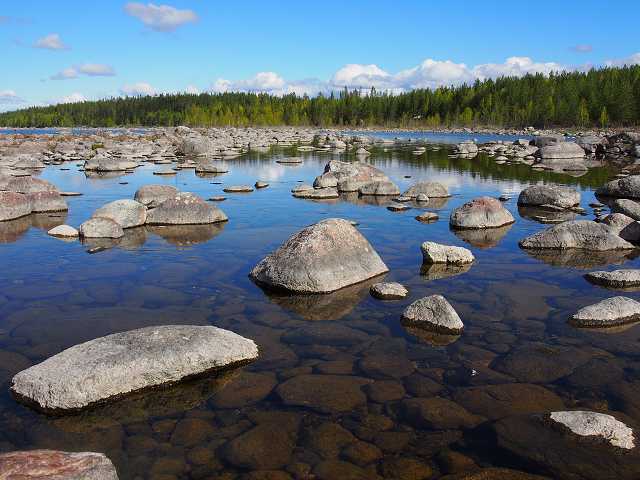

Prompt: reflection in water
[0,213,67,243]
[402,324,460,346]
[452,223,512,248]
[521,248,639,269]
[518,205,578,224]
[420,263,472,280]
[146,223,226,246]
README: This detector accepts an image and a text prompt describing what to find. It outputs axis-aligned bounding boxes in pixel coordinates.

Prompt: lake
[0,133,638,479]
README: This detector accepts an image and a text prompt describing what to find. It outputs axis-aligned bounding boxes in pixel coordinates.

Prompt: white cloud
[332,64,392,89]
[0,90,23,103]
[471,56,565,80]
[605,52,640,67]
[34,33,68,50]
[121,82,156,96]
[185,85,200,94]
[50,64,116,81]
[572,44,593,53]
[124,2,198,32]
[60,92,86,103]
[50,67,79,80]
[211,72,287,94]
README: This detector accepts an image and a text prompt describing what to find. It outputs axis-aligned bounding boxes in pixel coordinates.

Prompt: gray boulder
[358,180,400,196]
[611,199,640,220]
[533,135,565,147]
[403,181,450,198]
[11,325,258,412]
[450,196,515,229]
[370,282,408,300]
[539,142,585,159]
[48,225,79,238]
[292,187,339,199]
[517,185,580,209]
[421,241,475,265]
[585,269,640,289]
[0,450,118,479]
[6,176,58,194]
[146,192,228,225]
[401,295,464,334]
[134,184,178,208]
[570,296,640,327]
[93,199,147,228]
[195,161,229,174]
[600,213,640,242]
[250,218,388,293]
[314,160,388,192]
[596,175,640,199]
[519,220,635,251]
[28,191,68,213]
[79,217,124,239]
[0,192,32,221]
[179,136,215,156]
[549,411,634,449]
[84,156,137,172]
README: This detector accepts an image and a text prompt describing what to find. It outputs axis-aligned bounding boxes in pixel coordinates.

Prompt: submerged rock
[11,325,258,412]
[585,269,640,289]
[250,218,388,293]
[403,181,450,198]
[450,196,515,229]
[370,282,408,300]
[93,199,147,228]
[517,185,580,209]
[0,191,32,221]
[421,241,474,265]
[401,295,464,334]
[569,296,640,328]
[0,450,118,479]
[550,411,634,449]
[146,192,228,225]
[519,220,635,251]
[276,374,371,413]
[134,184,178,208]
[596,175,640,199]
[79,217,124,239]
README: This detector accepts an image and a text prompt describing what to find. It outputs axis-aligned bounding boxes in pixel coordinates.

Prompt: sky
[1,0,639,111]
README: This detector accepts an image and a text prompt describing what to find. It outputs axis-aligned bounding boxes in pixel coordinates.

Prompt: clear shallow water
[0,140,639,479]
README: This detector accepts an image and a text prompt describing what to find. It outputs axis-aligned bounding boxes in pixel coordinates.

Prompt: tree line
[1,65,639,128]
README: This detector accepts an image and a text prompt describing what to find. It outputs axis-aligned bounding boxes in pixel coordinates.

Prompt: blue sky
[1,0,639,110]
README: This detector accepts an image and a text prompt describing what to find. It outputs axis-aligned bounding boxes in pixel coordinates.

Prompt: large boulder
[538,142,585,159]
[5,176,58,194]
[313,161,389,192]
[596,175,640,199]
[0,191,32,221]
[0,450,118,479]
[79,217,124,239]
[358,180,400,196]
[450,197,515,229]
[11,325,258,412]
[28,191,68,213]
[250,218,388,293]
[84,156,137,172]
[179,136,215,156]
[146,192,228,225]
[93,199,147,228]
[401,295,464,334]
[611,199,640,220]
[517,185,580,209]
[599,213,640,242]
[533,135,565,147]
[134,184,178,208]
[519,220,635,251]
[585,269,640,289]
[403,181,450,198]
[569,296,640,328]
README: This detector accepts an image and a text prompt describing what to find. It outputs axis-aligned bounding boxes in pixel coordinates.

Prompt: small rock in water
[87,246,108,254]
[59,191,83,197]
[255,181,269,189]
[208,196,227,202]
[387,203,411,212]
[421,241,475,265]
[450,196,515,229]
[569,296,640,328]
[415,193,429,202]
[585,269,640,289]
[370,282,408,300]
[498,194,511,202]
[47,225,79,238]
[394,196,412,202]
[549,411,635,449]
[519,220,634,251]
[153,168,177,176]
[0,450,118,479]
[401,295,464,334]
[224,185,254,193]
[415,212,439,222]
[276,157,303,164]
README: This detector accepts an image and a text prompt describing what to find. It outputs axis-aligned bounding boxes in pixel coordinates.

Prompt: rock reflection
[257,276,382,320]
[84,171,130,180]
[0,213,67,243]
[147,223,225,246]
[452,223,512,248]
[522,248,639,269]
[420,263,472,280]
[518,205,578,224]
[403,324,461,346]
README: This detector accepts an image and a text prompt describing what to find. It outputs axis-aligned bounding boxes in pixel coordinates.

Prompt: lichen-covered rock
[401,295,464,334]
[250,218,388,293]
[600,213,640,242]
[569,296,640,327]
[370,282,408,300]
[79,217,124,239]
[611,199,640,220]
[146,192,228,225]
[596,175,640,199]
[403,181,450,198]
[134,184,178,208]
[519,220,635,251]
[517,185,580,209]
[92,199,147,228]
[11,325,258,412]
[450,196,515,229]
[421,241,475,265]
[27,191,68,213]
[0,450,119,480]
[6,176,58,194]
[0,191,32,221]
[585,269,640,289]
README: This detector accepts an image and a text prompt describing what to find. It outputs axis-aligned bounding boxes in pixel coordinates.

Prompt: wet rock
[585,269,640,289]
[358,180,400,196]
[415,211,439,222]
[453,383,564,420]
[48,224,79,238]
[599,213,640,242]
[380,457,433,480]
[277,157,302,164]
[292,187,340,199]
[250,218,388,293]
[569,296,640,328]
[255,181,269,189]
[421,241,475,265]
[276,374,371,413]
[0,191,32,221]
[341,441,382,466]
[79,217,124,239]
[363,380,406,403]
[11,325,259,412]
[550,410,634,449]
[223,423,296,470]
[134,184,178,208]
[420,263,472,281]
[401,397,483,429]
[171,417,215,447]
[369,282,408,300]
[403,181,450,198]
[519,220,635,251]
[358,354,415,379]
[282,323,370,347]
[450,196,515,229]
[313,460,369,480]
[224,185,254,193]
[304,422,356,459]
[0,450,118,479]
[517,185,580,209]
[146,192,228,225]
[387,203,411,212]
[538,142,585,159]
[210,371,276,408]
[611,199,640,220]
[401,295,464,334]
[440,468,550,479]
[93,199,147,228]
[596,175,640,199]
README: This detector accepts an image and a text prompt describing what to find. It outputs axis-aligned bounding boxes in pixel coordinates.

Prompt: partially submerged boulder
[313,160,389,192]
[134,184,178,208]
[84,156,137,172]
[450,196,515,229]
[358,180,400,196]
[611,199,640,220]
[585,269,640,289]
[48,224,79,238]
[0,191,32,221]
[401,295,464,334]
[370,282,408,300]
[79,217,124,239]
[517,185,580,209]
[519,220,635,251]
[596,175,640,199]
[11,325,258,412]
[569,296,640,328]
[146,192,228,225]
[93,199,147,228]
[28,191,68,213]
[403,181,450,198]
[538,142,585,159]
[0,450,118,480]
[421,241,475,265]
[549,411,634,450]
[250,218,388,293]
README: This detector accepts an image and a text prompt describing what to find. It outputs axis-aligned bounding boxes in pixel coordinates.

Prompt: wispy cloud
[50,64,116,80]
[33,33,68,50]
[121,82,156,96]
[124,2,198,32]
[571,44,593,53]
[605,52,640,67]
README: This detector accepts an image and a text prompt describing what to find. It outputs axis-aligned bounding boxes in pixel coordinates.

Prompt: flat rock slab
[401,295,464,334]
[421,241,474,265]
[250,218,388,293]
[292,187,339,199]
[370,282,408,300]
[550,411,634,449]
[223,185,254,193]
[569,296,640,328]
[519,220,635,251]
[11,325,258,413]
[387,203,411,212]
[276,374,371,413]
[277,157,303,164]
[0,450,118,479]
[585,269,640,289]
[415,212,439,222]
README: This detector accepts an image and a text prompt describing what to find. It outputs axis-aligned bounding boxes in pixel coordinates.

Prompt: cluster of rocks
[0,176,67,221]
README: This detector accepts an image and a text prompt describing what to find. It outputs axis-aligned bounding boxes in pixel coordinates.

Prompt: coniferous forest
[1,65,639,129]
